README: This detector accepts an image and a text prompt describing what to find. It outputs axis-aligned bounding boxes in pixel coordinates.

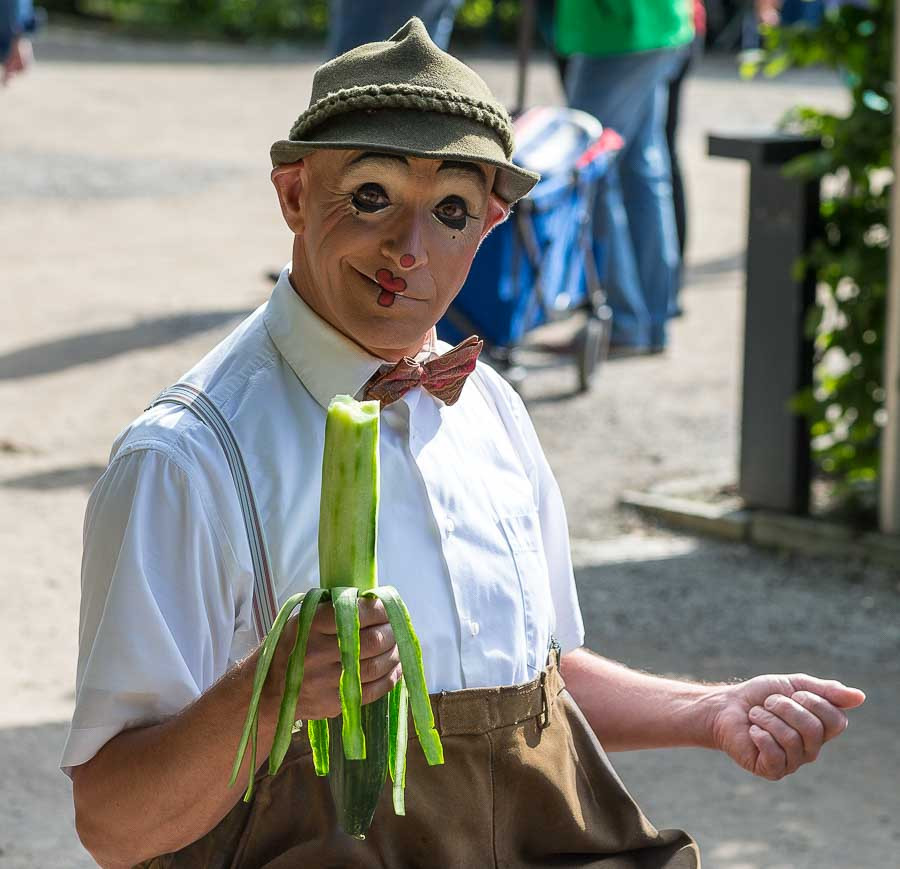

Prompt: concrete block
[619,490,751,542]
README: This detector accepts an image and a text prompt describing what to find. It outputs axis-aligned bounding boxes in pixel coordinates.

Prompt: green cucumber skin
[319,397,379,592]
[328,694,391,838]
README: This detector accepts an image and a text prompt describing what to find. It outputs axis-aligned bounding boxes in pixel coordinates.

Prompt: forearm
[560,646,723,752]
[73,646,279,868]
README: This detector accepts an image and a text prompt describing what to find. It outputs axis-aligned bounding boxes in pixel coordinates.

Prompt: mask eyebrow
[346,151,409,171]
[437,160,487,190]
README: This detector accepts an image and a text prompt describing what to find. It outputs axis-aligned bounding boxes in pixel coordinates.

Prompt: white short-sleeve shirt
[60,268,585,778]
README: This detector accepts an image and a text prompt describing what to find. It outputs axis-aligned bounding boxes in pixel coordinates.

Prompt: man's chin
[353,324,434,361]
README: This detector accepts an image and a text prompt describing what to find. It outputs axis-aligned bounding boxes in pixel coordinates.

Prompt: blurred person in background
[328,0,464,55]
[1,0,36,85]
[747,0,826,47]
[666,0,706,318]
[556,0,694,357]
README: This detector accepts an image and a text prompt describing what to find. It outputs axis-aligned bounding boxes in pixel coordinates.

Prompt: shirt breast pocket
[497,510,553,675]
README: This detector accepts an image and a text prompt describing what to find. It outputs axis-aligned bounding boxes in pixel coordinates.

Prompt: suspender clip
[538,669,552,730]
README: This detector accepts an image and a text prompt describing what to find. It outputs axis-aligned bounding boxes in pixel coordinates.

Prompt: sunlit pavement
[0,28,895,868]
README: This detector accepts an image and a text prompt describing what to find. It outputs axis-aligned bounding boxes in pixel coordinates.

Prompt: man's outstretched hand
[709,674,866,781]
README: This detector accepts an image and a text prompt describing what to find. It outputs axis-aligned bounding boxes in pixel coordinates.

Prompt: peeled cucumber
[230,395,444,839]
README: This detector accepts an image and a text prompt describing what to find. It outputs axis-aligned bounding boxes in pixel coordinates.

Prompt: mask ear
[479,192,511,241]
[271,161,307,234]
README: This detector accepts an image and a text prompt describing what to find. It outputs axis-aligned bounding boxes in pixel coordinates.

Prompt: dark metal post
[513,0,537,117]
[708,133,821,515]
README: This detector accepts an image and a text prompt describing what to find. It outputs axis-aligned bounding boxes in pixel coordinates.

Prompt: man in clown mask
[63,19,864,868]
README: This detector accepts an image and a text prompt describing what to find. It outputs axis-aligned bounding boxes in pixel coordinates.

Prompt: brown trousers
[139,653,699,868]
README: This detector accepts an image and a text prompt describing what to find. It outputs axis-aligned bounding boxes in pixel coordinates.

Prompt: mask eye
[435,195,470,230]
[352,183,390,213]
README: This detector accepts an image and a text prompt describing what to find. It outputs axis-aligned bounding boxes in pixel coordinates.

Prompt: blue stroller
[437,106,623,392]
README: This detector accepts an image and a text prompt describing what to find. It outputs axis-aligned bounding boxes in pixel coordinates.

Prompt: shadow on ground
[571,535,899,868]
[573,536,898,673]
[683,251,745,283]
[0,309,251,380]
[0,721,89,869]
[0,150,247,201]
[0,464,106,491]
[4,537,897,868]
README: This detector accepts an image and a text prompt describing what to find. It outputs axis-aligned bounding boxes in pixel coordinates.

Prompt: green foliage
[58,0,325,39]
[41,0,520,42]
[745,1,892,523]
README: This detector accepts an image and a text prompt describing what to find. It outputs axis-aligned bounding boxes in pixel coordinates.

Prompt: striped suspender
[148,383,278,640]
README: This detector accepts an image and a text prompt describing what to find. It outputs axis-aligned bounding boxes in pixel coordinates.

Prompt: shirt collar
[263,266,442,410]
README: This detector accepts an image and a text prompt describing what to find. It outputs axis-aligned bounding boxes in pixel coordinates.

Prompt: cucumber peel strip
[230,590,306,800]
[308,718,330,776]
[230,583,443,815]
[365,586,444,767]
[388,675,409,815]
[332,586,366,760]
[268,587,330,775]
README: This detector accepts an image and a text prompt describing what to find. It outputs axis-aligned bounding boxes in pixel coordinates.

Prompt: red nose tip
[399,254,416,268]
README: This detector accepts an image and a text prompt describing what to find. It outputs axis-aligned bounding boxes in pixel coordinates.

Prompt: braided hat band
[289,83,516,159]
[270,17,539,205]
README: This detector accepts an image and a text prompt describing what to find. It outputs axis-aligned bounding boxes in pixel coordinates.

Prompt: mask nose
[380,211,429,271]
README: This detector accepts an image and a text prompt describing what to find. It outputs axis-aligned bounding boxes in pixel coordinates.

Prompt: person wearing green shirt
[556,0,694,355]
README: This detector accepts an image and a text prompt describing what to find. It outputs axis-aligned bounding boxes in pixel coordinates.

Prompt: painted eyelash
[436,197,478,231]
[350,193,384,213]
[348,191,479,230]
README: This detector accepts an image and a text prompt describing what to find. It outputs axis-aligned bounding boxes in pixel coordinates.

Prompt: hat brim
[270,107,539,206]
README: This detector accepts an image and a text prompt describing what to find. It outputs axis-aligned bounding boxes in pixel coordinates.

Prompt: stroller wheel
[576,313,611,392]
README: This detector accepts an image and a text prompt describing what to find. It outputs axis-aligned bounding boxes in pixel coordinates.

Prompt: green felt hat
[270,17,540,205]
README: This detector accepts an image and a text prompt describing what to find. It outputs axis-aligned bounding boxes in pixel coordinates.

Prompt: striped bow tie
[364,335,483,409]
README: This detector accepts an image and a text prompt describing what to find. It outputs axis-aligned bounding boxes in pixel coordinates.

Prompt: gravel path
[1,27,896,868]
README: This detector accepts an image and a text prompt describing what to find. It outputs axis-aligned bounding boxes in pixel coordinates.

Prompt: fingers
[758,695,825,756]
[302,657,402,719]
[791,690,850,742]
[749,698,820,774]
[298,661,344,719]
[304,596,397,672]
[361,663,403,706]
[359,642,401,684]
[314,597,390,634]
[288,593,399,718]
[748,724,788,780]
[748,689,853,778]
[305,657,402,718]
[789,674,866,709]
[358,621,397,660]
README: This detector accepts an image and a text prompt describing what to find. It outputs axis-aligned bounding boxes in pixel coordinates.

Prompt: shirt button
[469,620,480,636]
[445,518,455,536]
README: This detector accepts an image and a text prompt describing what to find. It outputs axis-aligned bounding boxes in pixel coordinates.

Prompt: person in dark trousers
[1,0,36,85]
[328,0,464,55]
[665,0,706,317]
[556,0,693,356]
